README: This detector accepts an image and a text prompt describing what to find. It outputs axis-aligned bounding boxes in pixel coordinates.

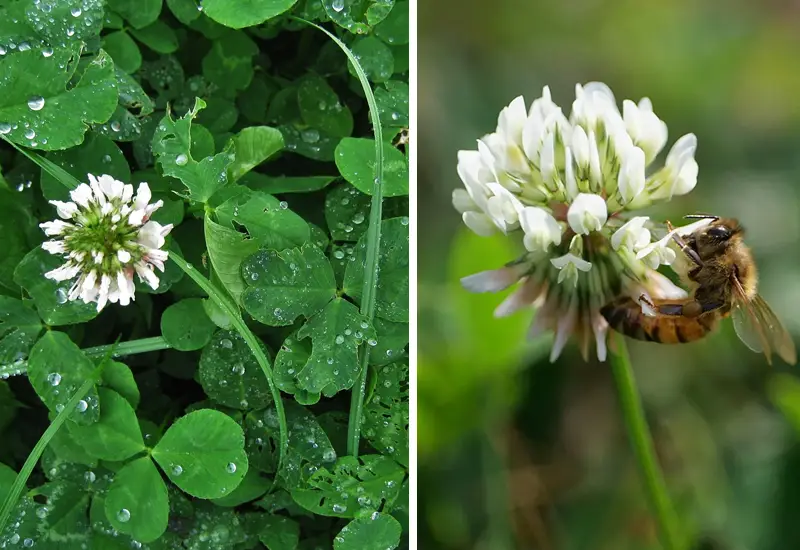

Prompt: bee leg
[666,220,704,267]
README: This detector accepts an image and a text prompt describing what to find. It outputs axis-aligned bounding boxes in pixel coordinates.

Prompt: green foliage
[0,0,408,547]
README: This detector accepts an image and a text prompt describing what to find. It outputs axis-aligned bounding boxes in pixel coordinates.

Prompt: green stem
[1,336,172,379]
[0,343,117,534]
[609,333,684,550]
[169,253,288,472]
[290,17,386,458]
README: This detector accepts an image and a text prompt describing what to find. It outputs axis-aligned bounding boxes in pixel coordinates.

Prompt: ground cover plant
[0,0,409,548]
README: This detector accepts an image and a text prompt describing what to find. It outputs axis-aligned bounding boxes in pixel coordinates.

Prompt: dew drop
[225,462,237,473]
[36,506,48,519]
[48,372,62,386]
[220,338,233,349]
[400,216,409,226]
[70,6,82,16]
[332,503,347,513]
[279,201,288,209]
[85,471,96,483]
[175,153,188,166]
[23,538,34,548]
[18,42,30,52]
[360,321,369,329]
[0,122,10,134]
[367,338,377,347]
[300,128,319,143]
[24,128,36,139]
[335,335,344,344]
[331,0,345,12]
[231,362,245,375]
[117,508,131,523]
[42,47,53,57]
[0,46,6,55]
[110,120,121,132]
[172,465,183,476]
[352,212,365,224]
[9,534,20,544]
[333,249,345,259]
[75,399,88,413]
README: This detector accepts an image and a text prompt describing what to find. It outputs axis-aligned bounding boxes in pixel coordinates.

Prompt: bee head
[696,218,743,253]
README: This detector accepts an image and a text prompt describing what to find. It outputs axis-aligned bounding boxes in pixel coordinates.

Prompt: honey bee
[601,215,797,365]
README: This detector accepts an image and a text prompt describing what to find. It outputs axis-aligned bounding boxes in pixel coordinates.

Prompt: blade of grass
[0,336,172,379]
[0,339,118,534]
[290,17,386,458]
[169,252,288,473]
[0,135,81,190]
[609,333,685,550]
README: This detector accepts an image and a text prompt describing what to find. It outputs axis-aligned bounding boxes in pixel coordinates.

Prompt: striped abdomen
[600,297,722,344]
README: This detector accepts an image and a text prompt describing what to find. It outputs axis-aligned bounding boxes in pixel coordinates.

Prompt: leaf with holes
[294,298,376,397]
[291,455,405,518]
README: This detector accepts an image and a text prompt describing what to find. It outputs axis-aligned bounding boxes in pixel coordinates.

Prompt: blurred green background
[417,1,800,549]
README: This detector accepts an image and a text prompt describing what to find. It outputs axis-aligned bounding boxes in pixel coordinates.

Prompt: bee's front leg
[666,220,704,269]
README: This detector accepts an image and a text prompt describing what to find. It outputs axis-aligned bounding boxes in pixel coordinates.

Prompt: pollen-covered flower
[39,174,173,312]
[453,83,705,362]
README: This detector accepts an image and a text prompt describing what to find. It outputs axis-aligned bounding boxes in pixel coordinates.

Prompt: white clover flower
[39,174,173,312]
[453,83,704,362]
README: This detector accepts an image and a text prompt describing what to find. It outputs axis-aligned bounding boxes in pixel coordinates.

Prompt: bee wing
[750,294,797,365]
[731,277,797,365]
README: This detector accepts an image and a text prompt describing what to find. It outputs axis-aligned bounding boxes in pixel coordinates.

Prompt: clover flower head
[39,174,173,312]
[453,83,704,362]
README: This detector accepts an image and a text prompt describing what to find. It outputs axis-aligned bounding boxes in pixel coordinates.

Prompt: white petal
[44,263,80,282]
[550,300,577,362]
[121,184,134,204]
[519,207,561,252]
[592,314,609,362]
[497,95,527,145]
[117,249,132,263]
[461,265,526,293]
[494,277,545,318]
[128,209,145,226]
[566,193,607,234]
[135,262,160,290]
[96,275,111,311]
[132,182,152,211]
[462,211,496,236]
[88,174,106,205]
[69,184,93,208]
[571,126,590,168]
[49,200,78,219]
[39,220,72,236]
[452,189,477,214]
[617,146,646,203]
[117,271,132,306]
[611,216,650,251]
[539,132,556,186]
[550,253,592,272]
[42,240,66,255]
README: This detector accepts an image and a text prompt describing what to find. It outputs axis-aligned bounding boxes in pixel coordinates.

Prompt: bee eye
[708,226,732,240]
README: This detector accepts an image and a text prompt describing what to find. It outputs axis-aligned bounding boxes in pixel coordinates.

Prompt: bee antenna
[684,214,719,221]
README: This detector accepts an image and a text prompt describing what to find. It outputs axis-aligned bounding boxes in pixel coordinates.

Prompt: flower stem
[608,333,685,550]
[0,336,172,379]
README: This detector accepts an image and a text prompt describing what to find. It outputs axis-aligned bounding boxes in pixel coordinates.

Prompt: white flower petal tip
[567,193,607,235]
[461,265,525,294]
[520,207,561,252]
[623,98,668,163]
[611,216,651,251]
